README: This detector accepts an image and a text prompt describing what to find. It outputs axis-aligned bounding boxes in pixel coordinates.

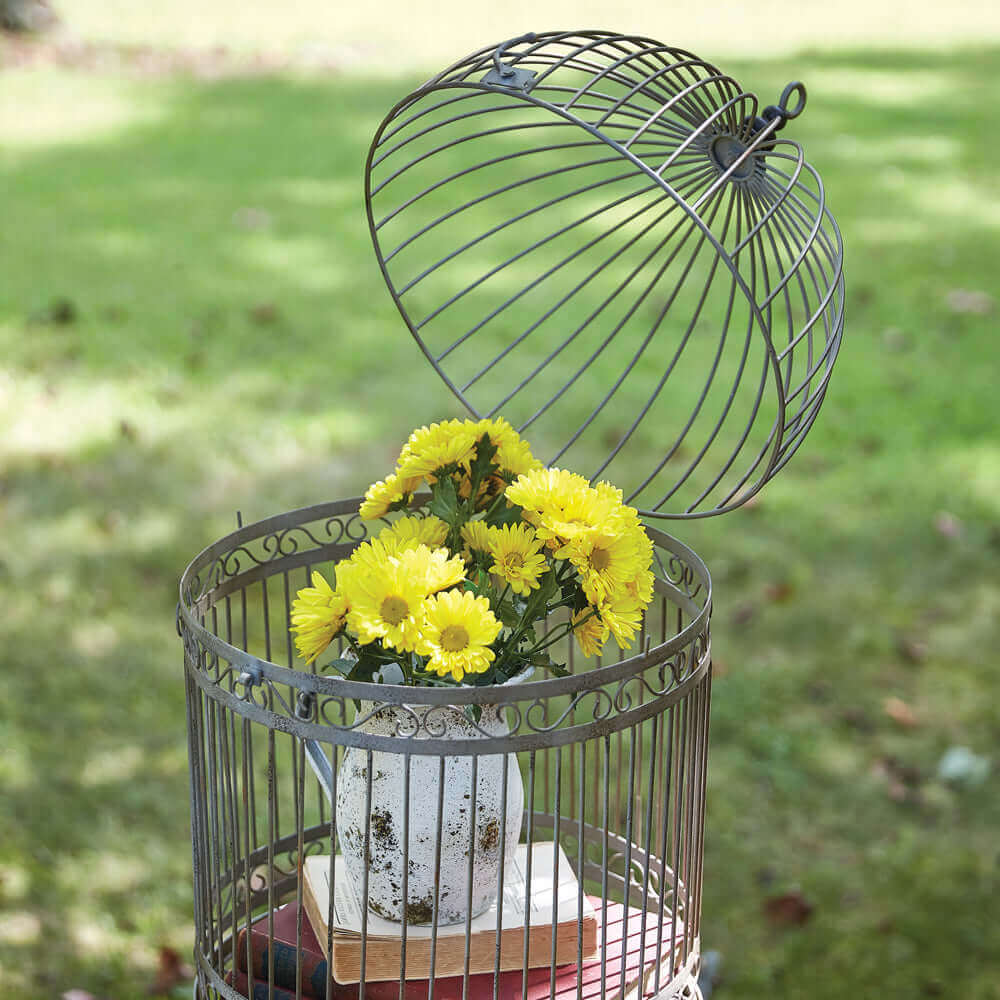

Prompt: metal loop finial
[750,80,808,139]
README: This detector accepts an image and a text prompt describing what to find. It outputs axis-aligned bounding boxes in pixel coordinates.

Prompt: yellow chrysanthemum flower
[375,514,449,554]
[507,468,621,547]
[487,523,548,596]
[338,554,430,652]
[474,417,543,478]
[397,543,466,595]
[505,467,590,527]
[337,536,393,586]
[461,519,496,557]
[417,590,501,681]
[556,522,651,606]
[598,590,645,650]
[572,606,608,658]
[359,473,413,520]
[396,420,479,482]
[593,480,625,507]
[289,571,349,665]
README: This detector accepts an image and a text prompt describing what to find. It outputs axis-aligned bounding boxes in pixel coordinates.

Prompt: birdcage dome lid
[365,30,845,518]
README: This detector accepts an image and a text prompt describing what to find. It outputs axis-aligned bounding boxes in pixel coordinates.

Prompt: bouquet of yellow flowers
[290,418,655,687]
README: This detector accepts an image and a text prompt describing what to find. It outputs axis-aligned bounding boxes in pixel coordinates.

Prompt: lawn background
[1,4,999,998]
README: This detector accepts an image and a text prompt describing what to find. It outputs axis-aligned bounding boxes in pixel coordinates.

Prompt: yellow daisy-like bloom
[474,417,543,479]
[289,571,349,665]
[396,420,479,483]
[556,521,651,606]
[376,514,448,554]
[599,590,645,650]
[593,480,625,507]
[626,565,656,605]
[461,519,495,558]
[541,488,622,546]
[336,536,393,586]
[487,523,548,596]
[397,543,466,595]
[507,468,620,547]
[339,554,430,652]
[505,467,591,528]
[417,590,501,681]
[359,473,412,520]
[572,606,609,658]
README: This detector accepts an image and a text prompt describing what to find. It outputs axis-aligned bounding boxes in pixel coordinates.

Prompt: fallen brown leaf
[764,581,794,603]
[763,891,814,927]
[249,302,279,325]
[884,696,918,729]
[896,634,928,665]
[148,946,194,996]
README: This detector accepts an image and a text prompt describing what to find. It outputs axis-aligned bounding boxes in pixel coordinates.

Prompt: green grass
[2,45,999,999]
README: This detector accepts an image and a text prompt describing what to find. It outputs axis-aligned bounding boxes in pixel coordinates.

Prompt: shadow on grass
[0,47,998,998]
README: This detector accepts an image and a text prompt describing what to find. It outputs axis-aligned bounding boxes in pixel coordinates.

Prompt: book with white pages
[302,841,599,984]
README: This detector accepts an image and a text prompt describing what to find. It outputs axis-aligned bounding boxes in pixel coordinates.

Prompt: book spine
[237,928,328,998]
[228,970,308,1000]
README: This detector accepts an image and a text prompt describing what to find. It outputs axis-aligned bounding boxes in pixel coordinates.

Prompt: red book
[233,899,681,1000]
[235,902,328,998]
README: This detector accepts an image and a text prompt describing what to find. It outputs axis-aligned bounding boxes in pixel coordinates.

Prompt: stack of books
[228,842,682,1000]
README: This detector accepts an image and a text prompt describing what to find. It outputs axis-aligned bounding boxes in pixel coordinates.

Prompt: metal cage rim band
[182,639,710,753]
[178,499,712,708]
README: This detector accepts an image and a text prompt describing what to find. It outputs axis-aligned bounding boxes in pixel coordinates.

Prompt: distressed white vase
[335,696,524,925]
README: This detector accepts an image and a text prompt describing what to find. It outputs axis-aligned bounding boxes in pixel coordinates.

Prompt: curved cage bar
[366,30,845,518]
[180,499,712,999]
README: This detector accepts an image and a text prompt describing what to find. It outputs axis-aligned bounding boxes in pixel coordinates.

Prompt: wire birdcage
[179,501,712,1000]
[178,29,845,1000]
[366,30,844,517]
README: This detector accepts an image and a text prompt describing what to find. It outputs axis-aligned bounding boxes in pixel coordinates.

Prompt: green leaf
[529,653,569,677]
[485,502,523,528]
[520,570,559,621]
[463,704,483,724]
[496,599,523,629]
[322,657,357,677]
[428,475,460,524]
[343,649,387,683]
[469,433,499,482]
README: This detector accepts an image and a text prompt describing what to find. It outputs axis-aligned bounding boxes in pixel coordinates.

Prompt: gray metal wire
[365,31,845,518]
[179,500,712,1000]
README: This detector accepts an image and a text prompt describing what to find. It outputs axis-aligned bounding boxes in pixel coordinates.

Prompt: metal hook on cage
[238,663,261,689]
[744,80,807,148]
[481,32,538,91]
